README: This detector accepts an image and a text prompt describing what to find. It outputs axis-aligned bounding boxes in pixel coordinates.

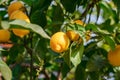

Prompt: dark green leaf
[0,11,7,19]
[51,73,58,80]
[0,59,12,80]
[30,10,47,27]
[34,38,48,59]
[8,44,24,63]
[61,0,77,13]
[101,19,114,33]
[63,50,71,68]
[61,62,70,78]
[31,0,52,11]
[75,64,87,80]
[52,4,64,22]
[85,24,99,32]
[113,0,120,15]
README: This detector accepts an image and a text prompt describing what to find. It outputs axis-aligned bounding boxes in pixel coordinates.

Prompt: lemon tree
[0,0,120,80]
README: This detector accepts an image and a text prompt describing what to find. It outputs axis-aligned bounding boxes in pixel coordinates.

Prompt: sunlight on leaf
[9,20,50,39]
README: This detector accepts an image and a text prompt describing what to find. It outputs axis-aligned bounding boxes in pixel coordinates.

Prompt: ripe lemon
[9,10,30,23]
[66,30,80,41]
[50,32,70,53]
[108,45,120,66]
[8,1,25,16]
[12,29,30,38]
[74,20,86,26]
[0,29,10,42]
[9,10,30,38]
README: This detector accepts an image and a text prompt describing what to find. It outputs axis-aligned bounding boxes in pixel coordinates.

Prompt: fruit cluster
[0,1,30,48]
[50,20,91,53]
[8,1,30,38]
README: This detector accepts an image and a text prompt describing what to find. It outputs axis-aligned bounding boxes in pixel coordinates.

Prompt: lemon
[74,20,86,26]
[50,32,70,53]
[0,29,10,42]
[108,45,120,66]
[8,1,25,16]
[9,10,30,38]
[66,30,80,41]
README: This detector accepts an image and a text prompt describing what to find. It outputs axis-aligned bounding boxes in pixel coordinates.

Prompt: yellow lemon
[12,29,30,38]
[50,32,70,53]
[66,30,80,41]
[108,45,120,66]
[9,10,30,23]
[8,1,25,16]
[9,10,30,38]
[0,29,10,42]
[74,20,86,26]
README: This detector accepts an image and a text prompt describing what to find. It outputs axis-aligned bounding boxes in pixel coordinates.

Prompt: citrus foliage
[0,0,120,80]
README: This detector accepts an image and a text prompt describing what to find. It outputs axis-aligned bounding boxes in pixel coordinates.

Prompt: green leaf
[103,35,115,50]
[52,4,64,22]
[1,21,10,29]
[0,11,7,19]
[34,38,48,59]
[101,19,114,33]
[70,43,84,67]
[61,0,77,13]
[75,64,87,80]
[9,20,50,39]
[33,0,52,11]
[30,10,47,27]
[99,2,112,19]
[85,24,99,32]
[8,44,24,62]
[61,62,70,78]
[63,50,71,68]
[113,0,120,14]
[0,59,12,80]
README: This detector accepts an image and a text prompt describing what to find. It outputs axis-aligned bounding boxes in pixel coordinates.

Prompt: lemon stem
[30,33,33,80]
[24,33,33,80]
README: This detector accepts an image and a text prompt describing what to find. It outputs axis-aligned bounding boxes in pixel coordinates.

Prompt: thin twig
[42,68,50,80]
